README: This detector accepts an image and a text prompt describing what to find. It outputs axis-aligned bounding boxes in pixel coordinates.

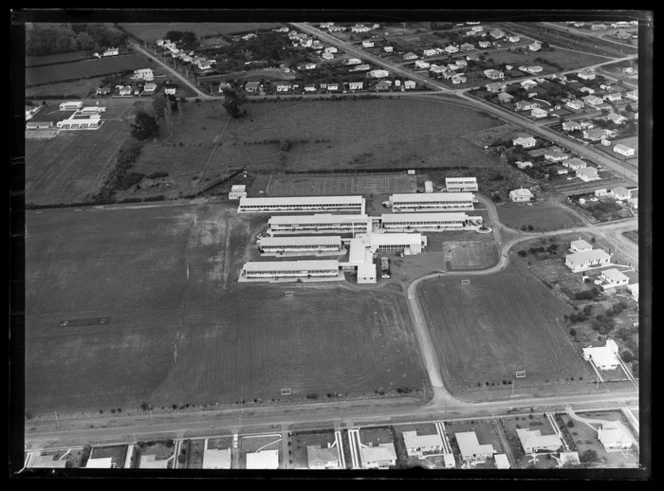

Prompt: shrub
[147,171,169,179]
[116,172,145,191]
[518,250,528,257]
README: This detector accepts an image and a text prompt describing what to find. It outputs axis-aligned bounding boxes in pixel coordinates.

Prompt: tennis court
[265,174,416,197]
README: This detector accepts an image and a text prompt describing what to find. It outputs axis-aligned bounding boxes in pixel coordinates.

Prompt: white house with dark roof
[509,188,534,202]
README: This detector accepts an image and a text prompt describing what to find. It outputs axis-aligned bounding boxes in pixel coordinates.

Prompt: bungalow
[516,429,562,454]
[444,45,459,53]
[543,148,568,161]
[447,63,460,71]
[583,128,611,141]
[423,48,438,57]
[565,249,611,271]
[403,52,418,60]
[485,81,507,93]
[244,81,260,93]
[415,60,431,69]
[307,445,340,469]
[132,68,154,81]
[513,135,537,148]
[562,158,587,170]
[404,80,416,90]
[276,83,292,92]
[348,80,364,91]
[565,99,585,111]
[403,431,444,457]
[350,64,370,72]
[456,431,496,464]
[594,188,608,196]
[429,65,446,74]
[497,92,514,103]
[600,268,629,288]
[550,73,568,84]
[509,188,534,202]
[598,421,637,452]
[570,238,593,252]
[103,47,119,56]
[515,160,533,169]
[95,85,112,95]
[368,69,389,78]
[613,143,636,157]
[383,46,393,53]
[466,53,480,61]
[375,80,392,91]
[351,24,370,33]
[520,79,538,89]
[345,58,363,65]
[610,186,631,200]
[452,74,467,84]
[304,63,317,70]
[118,85,133,96]
[625,89,638,101]
[321,52,334,60]
[627,283,639,301]
[577,69,596,80]
[142,82,157,93]
[460,43,475,50]
[591,23,608,31]
[483,69,504,80]
[606,112,628,125]
[579,86,595,94]
[600,83,613,90]
[529,42,542,51]
[604,92,622,102]
[362,40,375,48]
[361,443,396,469]
[583,95,605,107]
[531,107,548,119]
[562,120,583,131]
[520,65,543,74]
[489,29,505,39]
[479,41,492,48]
[515,100,539,111]
[324,46,338,53]
[508,35,521,42]
[576,166,600,182]
[327,82,340,91]
[455,59,468,68]
[304,84,317,92]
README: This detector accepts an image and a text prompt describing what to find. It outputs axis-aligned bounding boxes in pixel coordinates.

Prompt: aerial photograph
[13,9,650,479]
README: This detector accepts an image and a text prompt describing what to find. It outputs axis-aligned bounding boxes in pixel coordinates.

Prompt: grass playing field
[25,203,426,416]
[264,174,416,196]
[496,201,586,232]
[418,261,591,394]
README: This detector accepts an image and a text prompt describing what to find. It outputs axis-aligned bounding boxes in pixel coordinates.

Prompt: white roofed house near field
[455,431,495,464]
[516,428,562,454]
[246,449,279,469]
[402,430,444,457]
[583,339,621,370]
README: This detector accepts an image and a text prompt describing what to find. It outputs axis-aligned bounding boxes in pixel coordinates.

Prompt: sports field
[25,203,426,416]
[442,241,499,271]
[265,174,416,196]
[497,202,585,232]
[418,261,590,394]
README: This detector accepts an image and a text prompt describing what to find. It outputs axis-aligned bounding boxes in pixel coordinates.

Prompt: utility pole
[54,411,59,428]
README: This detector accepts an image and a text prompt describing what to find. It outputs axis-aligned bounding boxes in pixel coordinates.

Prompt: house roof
[31,454,68,468]
[565,248,610,264]
[390,192,474,203]
[455,431,495,459]
[403,431,444,451]
[495,453,511,469]
[85,457,114,468]
[246,449,279,469]
[139,454,170,468]
[510,188,534,197]
[600,268,629,283]
[614,143,634,152]
[583,341,620,367]
[576,167,599,177]
[243,260,339,272]
[306,445,339,468]
[598,421,635,447]
[202,448,231,469]
[360,443,396,464]
[571,239,593,250]
[516,429,562,452]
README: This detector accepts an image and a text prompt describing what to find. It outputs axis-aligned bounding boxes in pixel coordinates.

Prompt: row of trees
[26,23,126,56]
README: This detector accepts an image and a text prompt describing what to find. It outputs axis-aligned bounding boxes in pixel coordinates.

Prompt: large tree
[130,110,159,140]
[222,88,246,119]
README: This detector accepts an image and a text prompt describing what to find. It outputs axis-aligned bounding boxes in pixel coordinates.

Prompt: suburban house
[142,82,157,93]
[583,128,611,141]
[350,64,371,72]
[375,80,392,91]
[610,186,631,200]
[455,431,496,464]
[580,86,595,94]
[542,148,568,161]
[59,101,83,111]
[304,84,316,92]
[119,85,133,96]
[246,450,279,469]
[531,107,548,119]
[489,29,505,39]
[139,454,170,469]
[345,58,363,65]
[306,445,340,469]
[322,52,334,60]
[454,59,468,68]
[520,79,538,90]
[627,283,639,302]
[583,94,605,107]
[324,46,338,53]
[404,80,416,90]
[604,92,622,102]
[625,89,638,101]
[613,143,636,157]
[29,453,70,468]
[495,454,511,469]
[520,65,543,74]
[95,85,112,95]
[515,100,539,111]
[570,239,593,253]
[598,421,637,452]
[383,46,393,53]
[361,443,397,469]
[368,69,389,78]
[479,41,492,48]
[461,42,475,50]
[595,188,609,196]
[276,83,292,92]
[327,82,340,92]
[515,160,533,169]
[512,135,537,148]
[452,74,467,84]
[550,73,568,84]
[348,81,364,91]
[562,158,587,170]
[444,45,459,53]
[103,47,119,56]
[202,447,231,469]
[509,188,534,202]
[600,268,630,289]
[529,42,542,51]
[483,69,504,80]
[562,120,584,131]
[228,184,247,200]
[516,429,562,454]
[582,339,620,370]
[498,92,514,103]
[577,68,596,80]
[576,167,600,182]
[402,431,444,457]
[244,81,260,93]
[565,249,611,271]
[565,99,585,111]
[403,52,418,60]
[508,35,521,42]
[415,60,431,69]
[362,40,374,48]
[304,63,317,70]
[423,48,438,57]
[606,113,628,125]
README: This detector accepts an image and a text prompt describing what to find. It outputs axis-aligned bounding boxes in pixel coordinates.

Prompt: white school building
[445,177,478,192]
[240,260,342,282]
[56,112,102,130]
[59,101,83,111]
[267,214,371,234]
[564,249,611,272]
[238,195,365,214]
[228,184,247,200]
[257,236,344,256]
[380,212,482,231]
[388,192,475,211]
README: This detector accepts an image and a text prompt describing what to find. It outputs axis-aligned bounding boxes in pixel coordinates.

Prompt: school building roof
[381,212,471,223]
[268,214,370,225]
[243,260,340,272]
[240,195,364,206]
[390,192,474,202]
[258,236,342,247]
[246,449,279,469]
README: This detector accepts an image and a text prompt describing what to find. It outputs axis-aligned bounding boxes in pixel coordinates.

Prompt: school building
[238,196,365,214]
[388,192,475,211]
[267,214,371,234]
[380,212,482,231]
[445,177,478,192]
[257,236,344,256]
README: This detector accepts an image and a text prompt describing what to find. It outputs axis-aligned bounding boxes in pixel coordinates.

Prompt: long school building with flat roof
[445,177,478,192]
[380,212,482,231]
[238,196,365,214]
[267,214,371,234]
[257,235,344,256]
[240,260,343,282]
[389,192,475,211]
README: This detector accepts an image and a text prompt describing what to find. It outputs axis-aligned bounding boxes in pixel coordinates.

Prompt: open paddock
[119,23,286,43]
[27,54,148,86]
[25,204,426,417]
[497,201,585,232]
[265,173,416,197]
[481,48,608,73]
[418,261,591,396]
[442,240,499,271]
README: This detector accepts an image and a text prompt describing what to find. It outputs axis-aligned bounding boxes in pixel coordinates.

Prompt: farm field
[25,203,427,417]
[25,115,134,205]
[119,23,285,43]
[25,76,107,99]
[418,261,591,396]
[481,48,609,72]
[26,50,92,67]
[130,98,505,196]
[496,201,586,232]
[26,54,148,86]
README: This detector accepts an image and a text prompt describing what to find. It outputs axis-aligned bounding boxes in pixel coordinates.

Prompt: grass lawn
[25,203,427,416]
[484,48,609,72]
[497,201,585,232]
[118,23,286,43]
[292,431,338,469]
[622,230,638,245]
[25,76,107,99]
[418,261,590,395]
[129,98,505,196]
